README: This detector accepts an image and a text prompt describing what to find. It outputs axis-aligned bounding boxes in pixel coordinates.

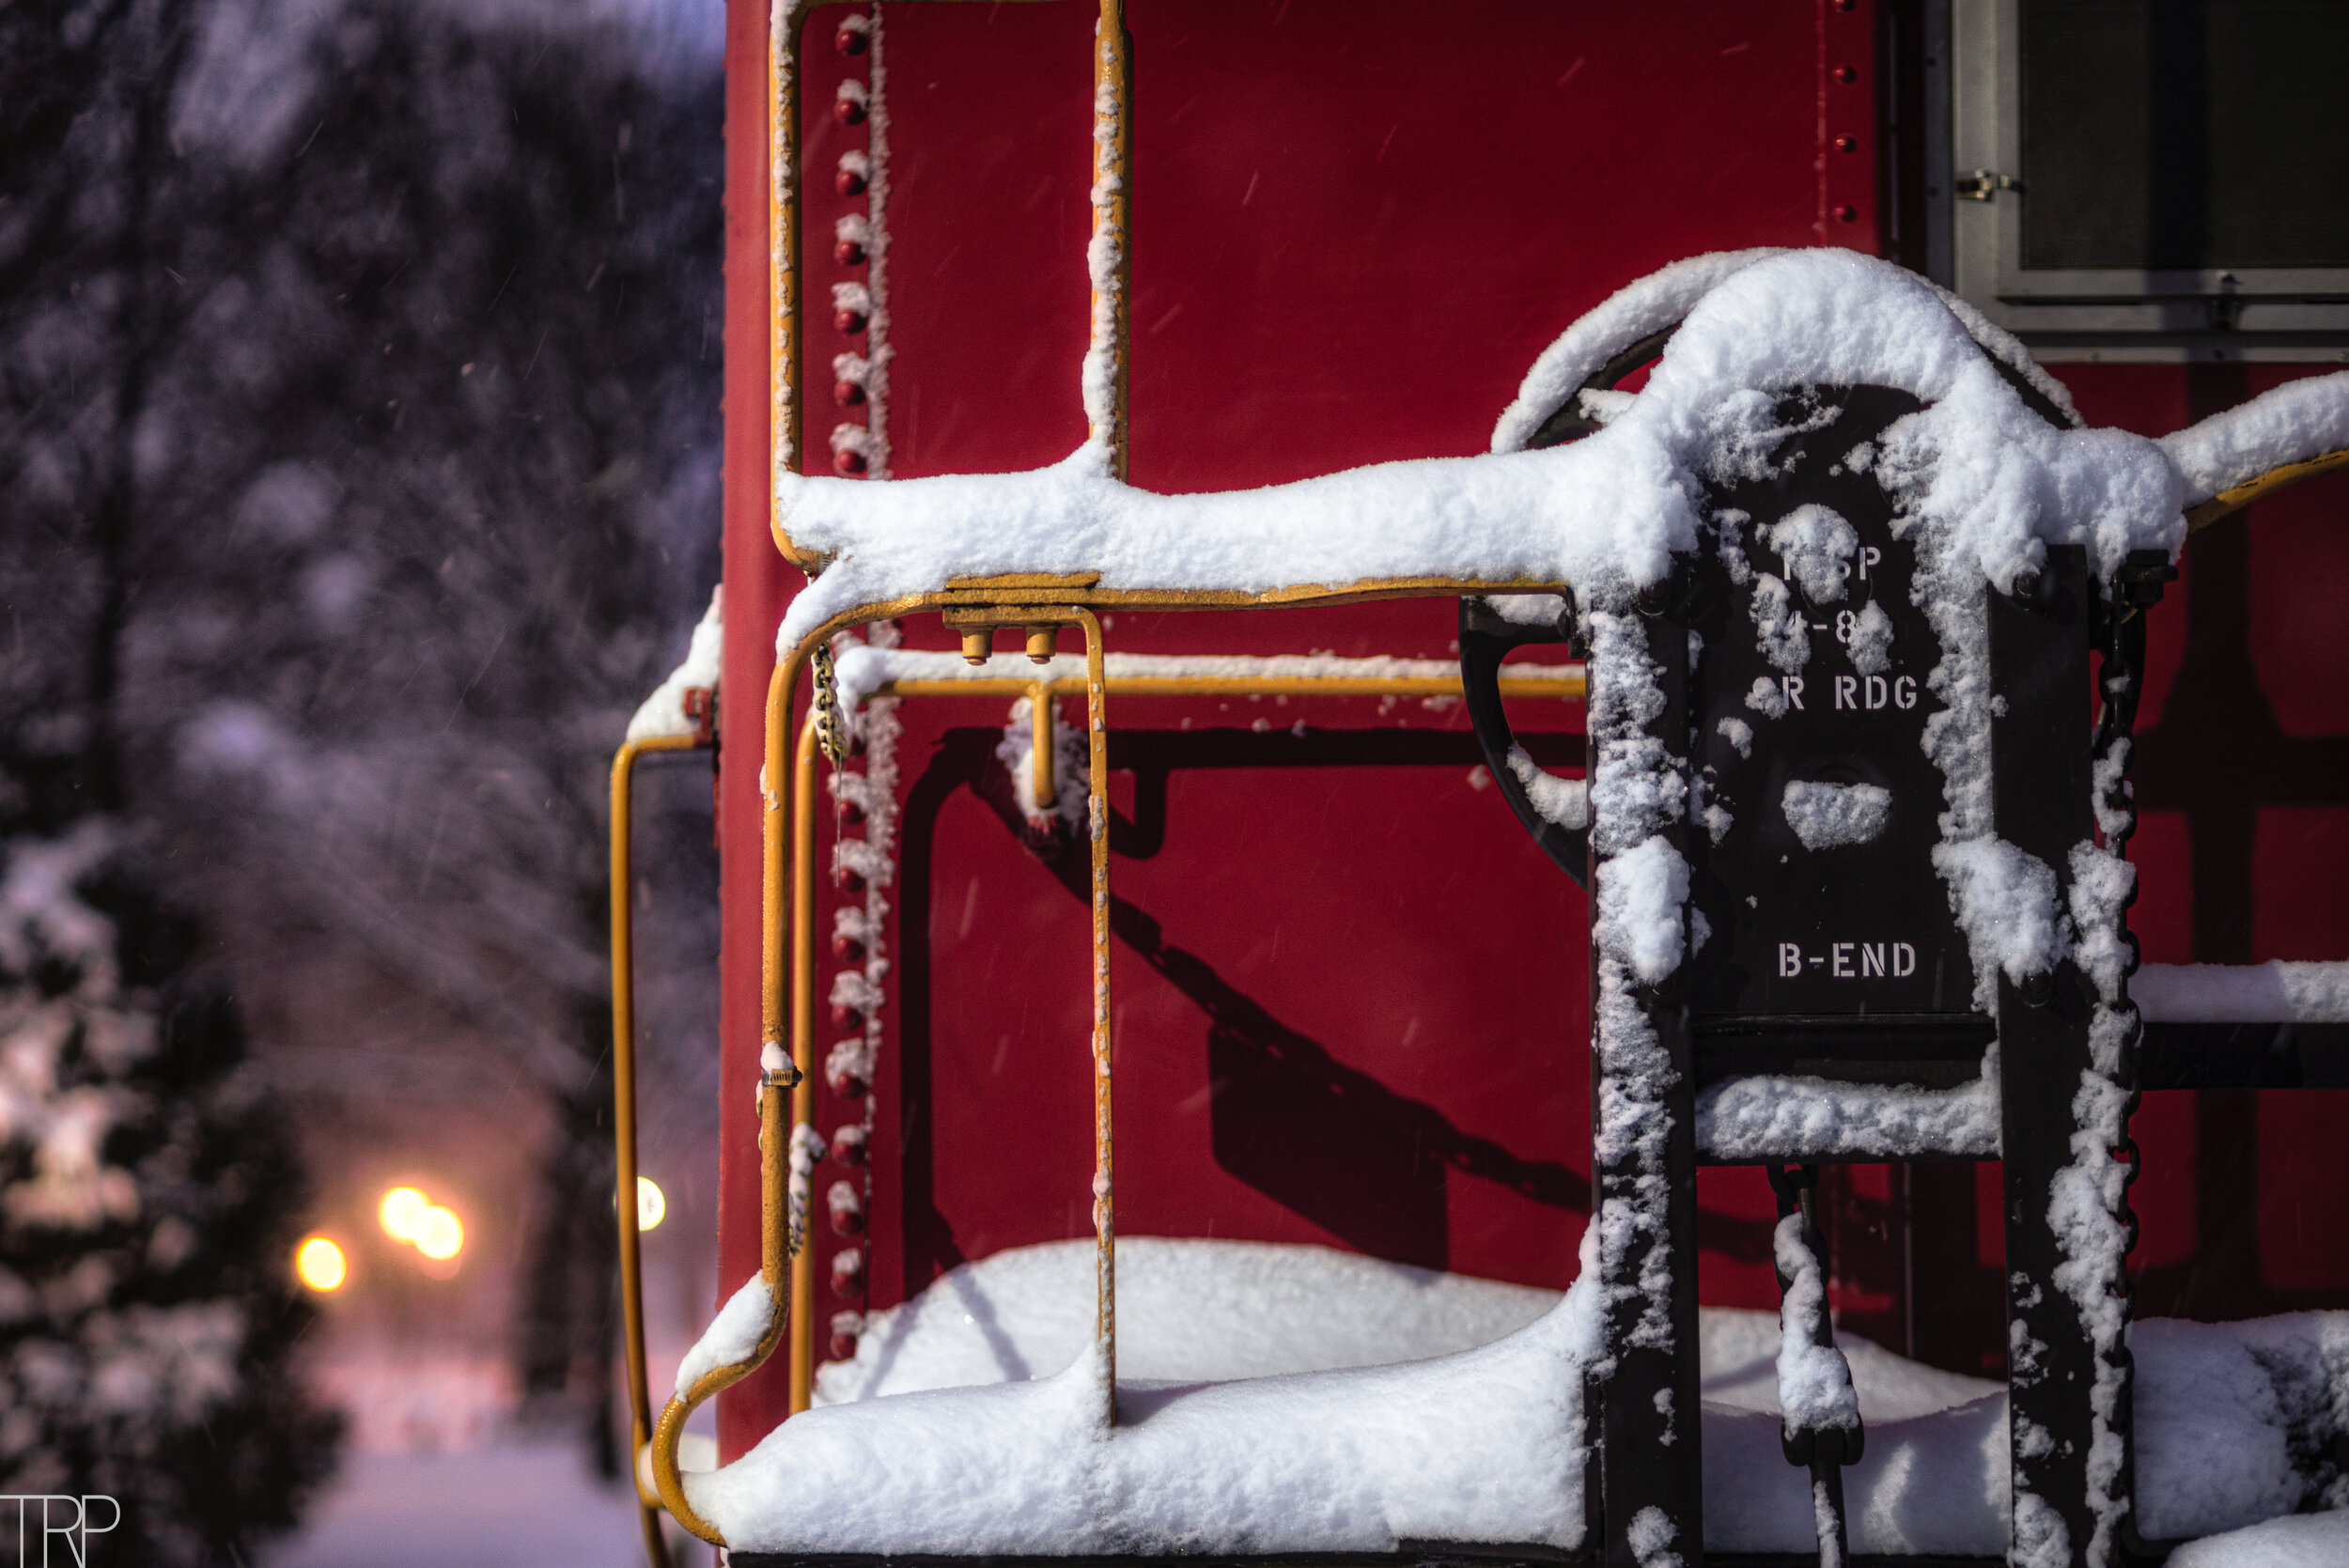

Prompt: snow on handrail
[2162,376,2349,509]
[625,585,723,741]
[828,645,1583,708]
[2133,961,2349,1024]
[774,250,2197,654]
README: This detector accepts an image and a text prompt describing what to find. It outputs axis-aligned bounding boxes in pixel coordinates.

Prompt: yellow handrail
[2186,447,2349,532]
[633,590,1588,1549]
[608,730,708,1567]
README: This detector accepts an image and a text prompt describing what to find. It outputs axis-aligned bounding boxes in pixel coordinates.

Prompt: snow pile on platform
[2133,1314,2349,1540]
[2170,1511,2349,1567]
[686,1236,2349,1559]
[817,1236,1561,1400]
[695,1234,1608,1556]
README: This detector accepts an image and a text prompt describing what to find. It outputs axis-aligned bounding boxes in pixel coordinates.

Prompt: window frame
[1946,0,2349,360]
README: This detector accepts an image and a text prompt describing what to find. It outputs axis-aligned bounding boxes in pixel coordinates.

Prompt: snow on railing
[2161,377,2349,508]
[626,585,722,741]
[770,251,2285,656]
[828,645,1583,708]
[2132,961,2349,1023]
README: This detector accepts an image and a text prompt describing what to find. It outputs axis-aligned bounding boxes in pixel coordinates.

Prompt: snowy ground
[266,1438,707,1568]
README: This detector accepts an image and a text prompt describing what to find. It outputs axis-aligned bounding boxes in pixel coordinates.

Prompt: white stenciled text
[1777,940,1917,979]
[1,1495,120,1565]
[1833,674,1915,712]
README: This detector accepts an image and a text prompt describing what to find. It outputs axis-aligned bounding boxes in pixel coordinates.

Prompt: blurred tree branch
[1,0,725,1473]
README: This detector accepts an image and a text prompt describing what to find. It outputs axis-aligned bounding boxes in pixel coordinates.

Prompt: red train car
[611,5,2349,1564]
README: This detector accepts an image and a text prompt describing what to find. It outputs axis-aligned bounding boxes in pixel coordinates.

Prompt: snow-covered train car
[613,5,2349,1564]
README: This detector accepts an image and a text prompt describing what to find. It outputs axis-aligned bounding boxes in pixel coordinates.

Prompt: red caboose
[612,6,2349,1564]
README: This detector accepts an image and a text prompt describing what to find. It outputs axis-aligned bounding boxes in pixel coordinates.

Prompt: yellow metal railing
[611,650,1586,1556]
[607,729,709,1564]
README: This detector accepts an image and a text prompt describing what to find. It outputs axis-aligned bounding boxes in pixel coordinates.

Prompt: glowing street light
[636,1176,666,1232]
[378,1186,428,1243]
[295,1236,347,1292]
[412,1205,464,1262]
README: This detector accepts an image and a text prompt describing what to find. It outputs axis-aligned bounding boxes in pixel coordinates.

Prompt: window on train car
[1945,0,2349,357]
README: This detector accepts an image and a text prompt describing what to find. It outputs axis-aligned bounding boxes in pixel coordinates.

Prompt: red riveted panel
[1816,0,1877,242]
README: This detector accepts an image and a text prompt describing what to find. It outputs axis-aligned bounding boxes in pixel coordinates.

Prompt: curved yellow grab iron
[608,732,708,1566]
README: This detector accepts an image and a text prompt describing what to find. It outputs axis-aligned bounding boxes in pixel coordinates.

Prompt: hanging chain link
[811,640,848,766]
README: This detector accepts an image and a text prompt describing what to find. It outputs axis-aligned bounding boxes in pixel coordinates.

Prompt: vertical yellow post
[788,711,822,1413]
[1074,610,1115,1421]
[1029,680,1056,810]
[1086,0,1132,477]
[609,741,671,1568]
[769,0,802,539]
[754,663,800,1369]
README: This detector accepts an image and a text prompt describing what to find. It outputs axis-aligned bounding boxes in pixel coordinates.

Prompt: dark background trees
[0,0,724,1551]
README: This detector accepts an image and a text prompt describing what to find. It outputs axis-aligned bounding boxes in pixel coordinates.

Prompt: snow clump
[1781,779,1891,850]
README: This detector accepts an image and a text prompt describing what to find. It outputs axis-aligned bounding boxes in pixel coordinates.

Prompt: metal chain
[811,640,848,766]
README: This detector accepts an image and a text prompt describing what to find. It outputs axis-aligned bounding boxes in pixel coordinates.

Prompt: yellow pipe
[873,673,1586,702]
[609,732,708,1567]
[790,710,822,1413]
[2186,448,2349,532]
[1077,610,1116,1419]
[1089,0,1131,475]
[646,632,824,1545]
[1031,680,1056,812]
[648,613,842,1546]
[767,0,819,572]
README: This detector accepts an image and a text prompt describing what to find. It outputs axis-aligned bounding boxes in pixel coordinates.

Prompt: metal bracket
[1954,168,2022,201]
